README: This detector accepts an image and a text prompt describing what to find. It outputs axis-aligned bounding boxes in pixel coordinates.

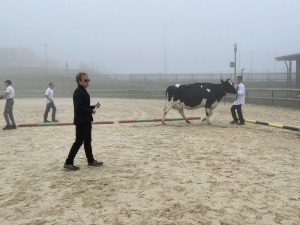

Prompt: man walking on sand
[44,82,58,122]
[64,72,103,170]
[1,80,17,130]
[230,76,245,125]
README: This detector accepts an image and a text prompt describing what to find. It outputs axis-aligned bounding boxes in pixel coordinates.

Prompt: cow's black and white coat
[162,79,237,125]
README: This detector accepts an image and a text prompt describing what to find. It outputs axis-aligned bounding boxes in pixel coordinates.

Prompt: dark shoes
[3,125,16,130]
[63,160,103,170]
[44,120,58,123]
[230,120,245,125]
[3,125,12,130]
[64,163,80,170]
[88,160,103,167]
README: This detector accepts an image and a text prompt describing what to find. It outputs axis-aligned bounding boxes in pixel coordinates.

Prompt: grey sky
[1,0,300,73]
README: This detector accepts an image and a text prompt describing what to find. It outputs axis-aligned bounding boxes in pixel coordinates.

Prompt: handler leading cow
[162,79,237,125]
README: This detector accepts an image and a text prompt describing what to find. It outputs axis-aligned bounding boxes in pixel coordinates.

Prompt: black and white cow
[162,79,237,125]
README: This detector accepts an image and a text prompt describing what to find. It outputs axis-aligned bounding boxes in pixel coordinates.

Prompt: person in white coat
[230,76,245,125]
[43,83,58,122]
[1,80,17,130]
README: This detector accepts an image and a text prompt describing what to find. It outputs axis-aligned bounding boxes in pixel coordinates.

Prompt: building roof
[275,53,300,61]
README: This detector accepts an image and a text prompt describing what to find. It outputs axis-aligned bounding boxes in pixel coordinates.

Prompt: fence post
[272,90,273,104]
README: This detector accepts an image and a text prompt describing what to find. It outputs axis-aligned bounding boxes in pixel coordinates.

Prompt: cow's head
[220,79,237,94]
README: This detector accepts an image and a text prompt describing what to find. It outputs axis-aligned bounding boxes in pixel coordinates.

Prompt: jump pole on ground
[245,119,300,131]
[17,121,115,127]
[17,117,201,127]
[118,117,201,123]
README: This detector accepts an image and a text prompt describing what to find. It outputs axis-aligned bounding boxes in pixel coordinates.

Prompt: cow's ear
[220,79,224,83]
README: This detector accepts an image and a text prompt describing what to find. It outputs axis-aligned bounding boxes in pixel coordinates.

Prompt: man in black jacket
[64,72,103,170]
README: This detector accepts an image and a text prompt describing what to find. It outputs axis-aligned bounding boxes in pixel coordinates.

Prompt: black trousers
[65,123,94,165]
[231,104,244,122]
[44,101,56,121]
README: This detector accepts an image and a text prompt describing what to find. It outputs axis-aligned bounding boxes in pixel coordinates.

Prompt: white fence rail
[22,88,300,105]
[104,72,296,83]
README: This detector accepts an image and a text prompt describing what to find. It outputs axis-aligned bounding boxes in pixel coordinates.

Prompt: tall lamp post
[241,68,246,77]
[164,23,167,74]
[238,51,253,73]
[66,62,68,95]
[44,44,48,74]
[234,42,237,78]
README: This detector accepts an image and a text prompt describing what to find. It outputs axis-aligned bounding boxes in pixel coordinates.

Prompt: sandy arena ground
[0,98,299,225]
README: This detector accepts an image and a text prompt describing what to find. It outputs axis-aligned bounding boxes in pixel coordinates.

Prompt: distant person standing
[44,83,58,122]
[230,76,245,125]
[64,72,103,170]
[0,80,17,130]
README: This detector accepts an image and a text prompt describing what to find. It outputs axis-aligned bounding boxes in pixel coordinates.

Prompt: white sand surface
[0,98,299,225]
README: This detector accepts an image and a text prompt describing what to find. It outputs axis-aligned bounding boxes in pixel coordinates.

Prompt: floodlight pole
[164,23,167,74]
[251,51,253,73]
[241,68,246,77]
[66,62,68,95]
[234,42,237,78]
[44,44,48,74]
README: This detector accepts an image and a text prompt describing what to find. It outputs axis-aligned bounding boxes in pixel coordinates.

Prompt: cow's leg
[162,101,177,125]
[178,108,190,123]
[202,101,219,123]
[202,108,208,122]
[204,108,213,124]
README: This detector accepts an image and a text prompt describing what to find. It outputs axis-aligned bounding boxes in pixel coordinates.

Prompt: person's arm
[1,87,10,99]
[74,90,94,115]
[0,92,8,99]
[45,89,53,102]
[45,95,53,101]
[238,85,245,95]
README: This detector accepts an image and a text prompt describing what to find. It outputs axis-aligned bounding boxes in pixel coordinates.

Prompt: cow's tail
[163,89,168,111]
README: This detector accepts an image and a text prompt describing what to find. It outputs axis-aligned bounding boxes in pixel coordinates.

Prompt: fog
[1,0,300,73]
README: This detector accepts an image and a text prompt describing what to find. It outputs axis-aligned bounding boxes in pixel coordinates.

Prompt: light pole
[274,52,277,72]
[251,51,253,73]
[164,23,167,74]
[241,68,246,77]
[66,62,68,95]
[44,44,48,74]
[234,42,237,78]
[238,51,253,73]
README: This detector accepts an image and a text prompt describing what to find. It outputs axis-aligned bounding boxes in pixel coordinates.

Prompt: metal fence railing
[104,72,296,83]
[0,67,296,83]
[20,88,300,105]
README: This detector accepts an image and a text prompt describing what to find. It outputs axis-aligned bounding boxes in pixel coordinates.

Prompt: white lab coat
[233,83,245,105]
[45,88,54,104]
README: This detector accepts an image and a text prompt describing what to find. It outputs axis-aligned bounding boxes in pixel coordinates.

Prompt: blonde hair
[76,72,88,84]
